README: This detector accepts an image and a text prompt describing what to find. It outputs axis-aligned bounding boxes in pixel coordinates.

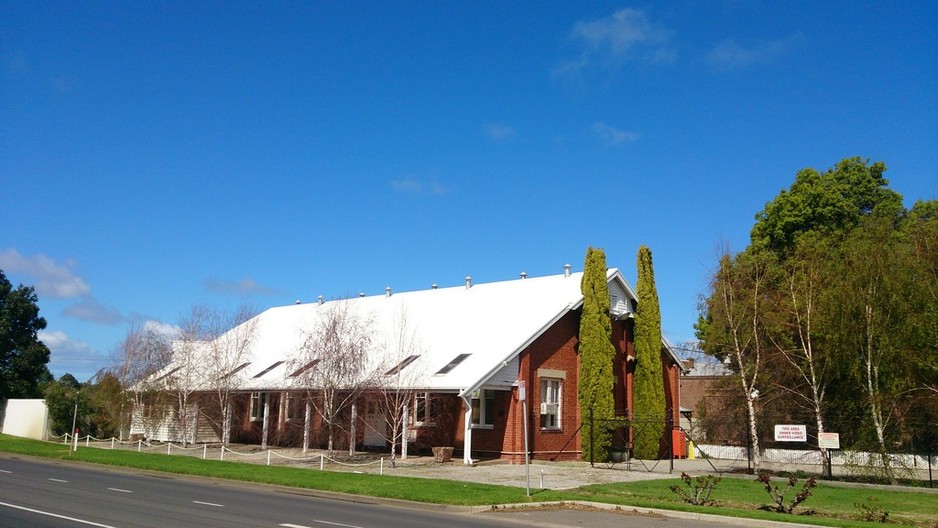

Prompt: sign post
[818,432,841,479]
[518,380,530,497]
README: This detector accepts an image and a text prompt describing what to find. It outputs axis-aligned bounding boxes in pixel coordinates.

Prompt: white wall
[1,399,50,440]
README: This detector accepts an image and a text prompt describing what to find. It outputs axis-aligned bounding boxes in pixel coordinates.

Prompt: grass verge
[2,435,936,527]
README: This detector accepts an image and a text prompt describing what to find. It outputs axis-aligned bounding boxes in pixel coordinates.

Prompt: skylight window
[253,361,284,378]
[220,362,251,380]
[385,355,420,375]
[155,366,182,382]
[289,359,320,378]
[435,353,471,375]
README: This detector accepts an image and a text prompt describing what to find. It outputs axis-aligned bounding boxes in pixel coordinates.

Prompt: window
[221,362,251,381]
[385,354,419,375]
[412,392,436,426]
[253,361,284,378]
[250,392,268,422]
[289,359,320,377]
[470,389,496,428]
[435,353,471,375]
[540,379,561,430]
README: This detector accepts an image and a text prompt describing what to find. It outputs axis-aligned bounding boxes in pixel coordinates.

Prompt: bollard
[267,450,271,466]
[111,438,115,450]
[168,443,172,455]
[137,439,142,452]
[380,457,384,475]
[320,454,324,470]
[203,445,207,459]
[85,436,90,447]
[220,447,225,461]
[540,470,544,489]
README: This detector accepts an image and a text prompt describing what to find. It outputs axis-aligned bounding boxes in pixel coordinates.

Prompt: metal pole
[523,398,530,497]
[589,406,594,468]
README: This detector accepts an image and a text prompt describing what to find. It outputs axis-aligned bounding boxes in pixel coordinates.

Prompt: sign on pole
[774,424,807,442]
[818,432,840,449]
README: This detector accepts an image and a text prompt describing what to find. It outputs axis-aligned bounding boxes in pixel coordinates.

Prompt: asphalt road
[0,455,764,528]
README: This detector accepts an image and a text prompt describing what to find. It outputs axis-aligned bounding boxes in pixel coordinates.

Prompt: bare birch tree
[295,300,376,455]
[111,320,173,440]
[698,248,770,471]
[371,305,426,467]
[200,305,258,446]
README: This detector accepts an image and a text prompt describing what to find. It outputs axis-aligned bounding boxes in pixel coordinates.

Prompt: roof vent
[317,295,324,305]
[295,300,301,305]
[431,283,438,290]
[520,271,527,279]
[359,292,365,298]
[465,276,472,289]
[563,263,571,278]
[385,286,392,297]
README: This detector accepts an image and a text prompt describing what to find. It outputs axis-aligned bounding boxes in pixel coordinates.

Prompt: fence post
[85,435,90,447]
[203,445,207,459]
[929,452,933,488]
[111,438,115,450]
[137,439,141,452]
[320,454,324,471]
[589,406,594,468]
[167,443,171,455]
[267,450,271,466]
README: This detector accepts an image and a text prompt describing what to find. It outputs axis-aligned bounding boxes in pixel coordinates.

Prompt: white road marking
[107,488,132,493]
[48,478,68,483]
[192,500,224,507]
[0,469,12,473]
[0,500,117,527]
[313,520,364,528]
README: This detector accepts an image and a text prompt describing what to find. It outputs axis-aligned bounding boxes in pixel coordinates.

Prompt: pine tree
[578,247,616,461]
[633,245,666,459]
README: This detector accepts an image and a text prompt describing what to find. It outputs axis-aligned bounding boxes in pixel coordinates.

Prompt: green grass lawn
[2,435,936,527]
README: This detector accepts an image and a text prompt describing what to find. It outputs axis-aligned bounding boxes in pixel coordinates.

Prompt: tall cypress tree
[633,245,666,459]
[578,247,616,461]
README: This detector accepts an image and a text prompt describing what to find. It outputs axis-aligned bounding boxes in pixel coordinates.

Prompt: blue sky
[3,2,936,382]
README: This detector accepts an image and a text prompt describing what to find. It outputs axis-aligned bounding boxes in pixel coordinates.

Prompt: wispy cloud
[556,8,674,76]
[484,122,515,140]
[63,298,124,325]
[389,178,449,196]
[0,248,90,298]
[204,277,277,296]
[705,33,806,71]
[592,122,641,145]
[40,329,104,380]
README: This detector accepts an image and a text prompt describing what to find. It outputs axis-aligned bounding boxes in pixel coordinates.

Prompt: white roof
[158,268,677,395]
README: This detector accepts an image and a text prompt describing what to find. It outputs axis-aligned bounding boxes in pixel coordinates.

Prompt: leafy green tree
[1,269,53,399]
[632,246,666,459]
[750,157,902,254]
[578,247,615,461]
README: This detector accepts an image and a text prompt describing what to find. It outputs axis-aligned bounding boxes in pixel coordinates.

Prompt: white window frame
[539,378,561,430]
[470,389,495,429]
[250,391,268,422]
[412,392,436,427]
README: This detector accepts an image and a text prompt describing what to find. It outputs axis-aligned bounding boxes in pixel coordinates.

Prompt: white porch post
[461,395,473,465]
[401,402,408,460]
[302,400,311,453]
[349,403,357,456]
[261,396,270,450]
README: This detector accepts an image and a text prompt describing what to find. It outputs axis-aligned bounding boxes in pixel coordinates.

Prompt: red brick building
[137,266,684,463]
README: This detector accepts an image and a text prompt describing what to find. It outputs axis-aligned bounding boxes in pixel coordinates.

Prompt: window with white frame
[250,391,268,422]
[412,392,436,426]
[470,389,496,427]
[539,379,561,429]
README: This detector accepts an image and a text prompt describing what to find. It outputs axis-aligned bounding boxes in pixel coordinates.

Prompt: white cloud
[484,122,515,140]
[40,329,104,380]
[0,248,90,298]
[592,122,641,145]
[389,178,449,196]
[705,33,806,71]
[62,298,124,325]
[204,277,277,296]
[557,8,674,75]
[143,319,181,339]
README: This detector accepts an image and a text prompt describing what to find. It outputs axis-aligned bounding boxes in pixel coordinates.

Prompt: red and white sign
[774,424,807,442]
[818,432,840,449]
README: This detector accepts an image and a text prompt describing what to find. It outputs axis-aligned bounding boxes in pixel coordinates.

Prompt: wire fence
[582,415,936,487]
